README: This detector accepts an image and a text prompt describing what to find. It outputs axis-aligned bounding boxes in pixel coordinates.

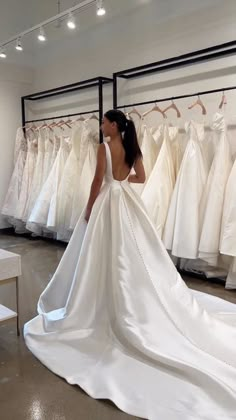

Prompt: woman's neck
[109,133,122,143]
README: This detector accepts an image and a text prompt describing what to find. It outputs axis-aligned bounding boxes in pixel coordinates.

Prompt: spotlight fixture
[67,12,76,29]
[0,48,7,58]
[15,37,23,51]
[38,26,46,42]
[96,0,106,16]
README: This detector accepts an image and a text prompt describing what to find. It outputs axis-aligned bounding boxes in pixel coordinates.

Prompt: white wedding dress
[70,121,99,229]
[56,123,84,241]
[2,130,27,218]
[163,121,208,259]
[142,124,175,238]
[199,113,232,266]
[220,155,236,288]
[42,131,54,184]
[29,136,70,228]
[131,119,162,196]
[25,142,236,420]
[15,137,38,221]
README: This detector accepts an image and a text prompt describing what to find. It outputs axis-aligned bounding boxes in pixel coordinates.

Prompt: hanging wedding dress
[25,132,45,221]
[42,130,54,184]
[131,118,162,195]
[25,142,236,420]
[199,113,232,266]
[2,130,27,218]
[56,122,84,241]
[220,154,236,288]
[169,126,184,177]
[142,124,175,238]
[14,127,25,165]
[70,121,99,230]
[163,121,208,259]
[15,137,38,221]
[28,136,70,228]
[50,134,60,168]
[25,132,46,234]
[138,118,161,179]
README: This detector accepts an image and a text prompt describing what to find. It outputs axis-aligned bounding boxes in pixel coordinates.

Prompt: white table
[0,249,21,336]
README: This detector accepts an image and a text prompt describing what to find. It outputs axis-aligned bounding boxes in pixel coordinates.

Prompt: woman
[24,110,236,420]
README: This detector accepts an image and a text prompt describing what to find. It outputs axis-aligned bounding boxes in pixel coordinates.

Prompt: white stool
[0,249,21,336]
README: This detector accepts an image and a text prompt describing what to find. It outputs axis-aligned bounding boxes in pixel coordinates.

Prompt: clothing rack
[21,76,113,143]
[113,40,236,285]
[24,110,100,124]
[113,40,236,108]
[115,85,236,110]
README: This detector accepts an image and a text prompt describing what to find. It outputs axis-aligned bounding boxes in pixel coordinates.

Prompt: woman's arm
[85,143,106,222]
[128,157,146,184]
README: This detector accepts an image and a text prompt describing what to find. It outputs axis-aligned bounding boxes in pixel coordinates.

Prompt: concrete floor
[0,233,236,420]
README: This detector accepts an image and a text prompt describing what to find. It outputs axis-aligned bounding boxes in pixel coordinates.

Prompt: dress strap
[103,142,113,178]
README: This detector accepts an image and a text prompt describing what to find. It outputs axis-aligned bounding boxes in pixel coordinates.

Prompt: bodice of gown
[43,135,54,183]
[27,137,38,154]
[137,118,160,179]
[185,120,205,143]
[14,128,27,165]
[37,133,45,153]
[168,126,181,176]
[51,136,60,165]
[70,122,84,159]
[79,121,99,164]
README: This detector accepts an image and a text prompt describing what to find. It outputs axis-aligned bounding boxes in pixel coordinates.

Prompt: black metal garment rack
[21,76,113,143]
[113,40,236,109]
[113,40,236,284]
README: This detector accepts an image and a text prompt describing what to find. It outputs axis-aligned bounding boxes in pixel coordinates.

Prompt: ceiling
[0,0,227,67]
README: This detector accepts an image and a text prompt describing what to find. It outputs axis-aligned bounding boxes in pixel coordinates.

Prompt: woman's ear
[112,121,118,131]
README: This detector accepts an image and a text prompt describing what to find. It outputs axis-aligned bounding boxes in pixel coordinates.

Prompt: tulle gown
[42,131,54,184]
[2,129,27,218]
[25,133,45,221]
[24,142,236,420]
[15,137,38,221]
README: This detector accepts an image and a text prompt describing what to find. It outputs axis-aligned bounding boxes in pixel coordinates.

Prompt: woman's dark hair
[104,109,142,168]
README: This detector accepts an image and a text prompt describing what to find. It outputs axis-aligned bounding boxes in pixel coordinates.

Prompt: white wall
[28,0,236,126]
[0,63,33,228]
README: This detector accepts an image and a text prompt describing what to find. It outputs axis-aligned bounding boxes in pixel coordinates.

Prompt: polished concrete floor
[0,233,236,420]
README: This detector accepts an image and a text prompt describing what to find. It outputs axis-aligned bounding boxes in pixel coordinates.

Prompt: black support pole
[98,77,103,143]
[21,77,112,139]
[113,74,117,109]
[21,97,26,133]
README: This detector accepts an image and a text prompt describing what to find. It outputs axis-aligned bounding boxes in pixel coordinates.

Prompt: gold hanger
[89,113,99,121]
[128,107,142,119]
[163,100,181,118]
[56,119,66,129]
[188,95,207,115]
[76,114,85,122]
[143,102,167,118]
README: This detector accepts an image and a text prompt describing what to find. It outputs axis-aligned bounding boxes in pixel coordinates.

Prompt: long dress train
[24,142,236,420]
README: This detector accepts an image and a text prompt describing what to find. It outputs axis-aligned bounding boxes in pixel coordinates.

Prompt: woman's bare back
[108,141,131,181]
